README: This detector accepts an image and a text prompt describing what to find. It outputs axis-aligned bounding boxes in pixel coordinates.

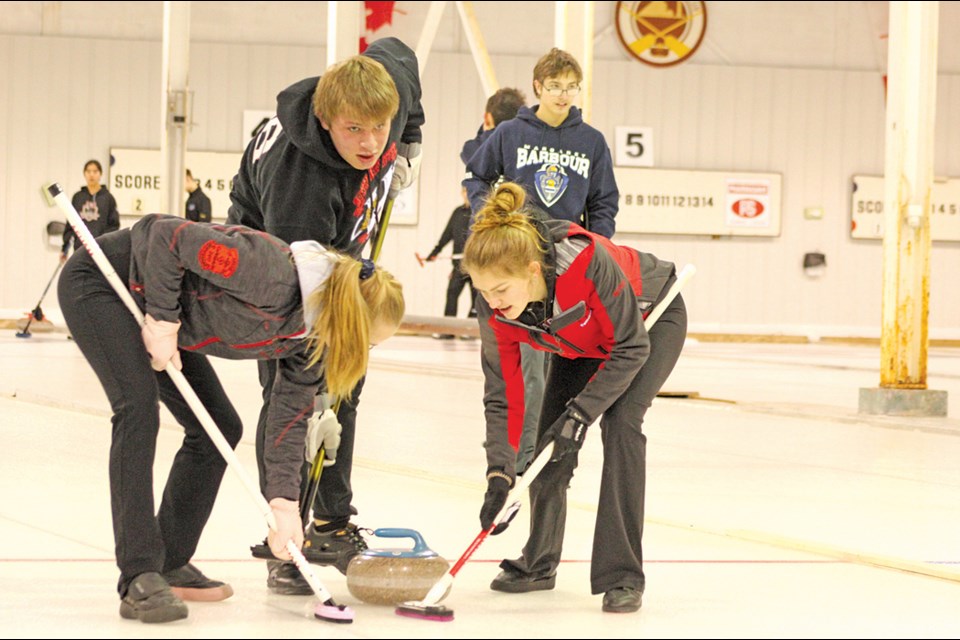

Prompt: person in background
[420,187,477,338]
[460,87,526,167]
[463,182,685,615]
[184,169,212,222]
[61,159,120,264]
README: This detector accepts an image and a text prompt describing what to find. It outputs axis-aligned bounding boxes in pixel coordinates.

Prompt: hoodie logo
[535,163,569,207]
[251,117,282,164]
[516,145,591,179]
[349,144,397,246]
[79,198,101,222]
[198,240,239,278]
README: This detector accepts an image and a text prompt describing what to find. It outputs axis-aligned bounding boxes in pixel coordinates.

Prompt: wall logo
[615,1,707,67]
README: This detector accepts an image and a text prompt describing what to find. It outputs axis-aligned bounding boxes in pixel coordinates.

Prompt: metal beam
[327,1,361,67]
[160,1,191,217]
[416,1,448,76]
[554,1,594,122]
[879,0,938,389]
[455,1,498,96]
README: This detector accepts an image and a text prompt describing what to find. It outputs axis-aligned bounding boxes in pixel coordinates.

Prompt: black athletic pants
[58,230,243,596]
[501,293,688,595]
[443,260,477,318]
[255,360,362,522]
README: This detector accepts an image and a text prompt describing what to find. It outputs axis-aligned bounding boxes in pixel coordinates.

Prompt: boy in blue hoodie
[463,48,619,473]
[463,48,618,238]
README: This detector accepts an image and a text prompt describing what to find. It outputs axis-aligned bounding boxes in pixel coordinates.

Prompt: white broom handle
[644,263,696,328]
[47,183,333,601]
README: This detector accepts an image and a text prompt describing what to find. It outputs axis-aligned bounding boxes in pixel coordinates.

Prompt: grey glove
[304,408,341,467]
[389,141,421,198]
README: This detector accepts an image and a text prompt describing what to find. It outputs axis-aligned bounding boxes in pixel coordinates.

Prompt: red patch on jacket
[198,240,239,278]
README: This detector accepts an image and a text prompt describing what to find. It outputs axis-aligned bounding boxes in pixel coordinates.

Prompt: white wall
[1,28,959,338]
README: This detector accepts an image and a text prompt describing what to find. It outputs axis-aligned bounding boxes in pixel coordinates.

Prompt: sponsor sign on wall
[613,167,781,236]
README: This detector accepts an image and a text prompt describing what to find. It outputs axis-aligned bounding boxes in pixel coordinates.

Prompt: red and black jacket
[477,217,676,476]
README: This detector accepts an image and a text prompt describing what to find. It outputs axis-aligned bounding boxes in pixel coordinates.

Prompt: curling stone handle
[373,528,430,554]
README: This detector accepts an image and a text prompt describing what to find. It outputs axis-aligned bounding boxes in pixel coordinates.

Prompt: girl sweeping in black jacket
[58,214,404,623]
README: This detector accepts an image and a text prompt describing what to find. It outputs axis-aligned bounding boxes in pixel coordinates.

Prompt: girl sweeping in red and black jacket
[462,182,688,614]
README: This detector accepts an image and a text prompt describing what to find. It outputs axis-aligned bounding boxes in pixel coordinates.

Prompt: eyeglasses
[543,85,581,97]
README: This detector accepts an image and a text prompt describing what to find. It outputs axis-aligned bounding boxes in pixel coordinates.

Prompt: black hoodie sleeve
[104,190,121,234]
[227,127,268,231]
[363,38,424,145]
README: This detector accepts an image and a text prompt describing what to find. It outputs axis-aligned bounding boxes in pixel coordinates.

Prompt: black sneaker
[162,563,234,602]
[602,586,643,613]
[250,537,277,561]
[490,568,556,593]
[303,522,370,574]
[266,560,313,596]
[119,572,188,623]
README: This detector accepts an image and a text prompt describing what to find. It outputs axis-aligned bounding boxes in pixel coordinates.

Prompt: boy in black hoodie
[463,48,619,474]
[227,37,424,595]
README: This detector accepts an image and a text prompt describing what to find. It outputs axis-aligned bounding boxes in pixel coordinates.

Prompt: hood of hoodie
[516,104,584,131]
[275,77,351,170]
[508,104,588,170]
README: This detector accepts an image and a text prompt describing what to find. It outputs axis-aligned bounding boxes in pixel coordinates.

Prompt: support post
[859,1,946,417]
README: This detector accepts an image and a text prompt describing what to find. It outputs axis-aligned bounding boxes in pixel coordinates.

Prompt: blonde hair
[313,56,400,124]
[462,183,547,279]
[304,256,405,400]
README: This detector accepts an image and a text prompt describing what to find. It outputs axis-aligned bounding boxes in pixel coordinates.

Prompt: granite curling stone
[345,528,451,606]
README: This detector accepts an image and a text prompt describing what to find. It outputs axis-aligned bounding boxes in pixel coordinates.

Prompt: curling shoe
[490,568,556,593]
[163,563,234,602]
[602,586,643,613]
[119,572,188,623]
[266,560,313,596]
[303,522,370,574]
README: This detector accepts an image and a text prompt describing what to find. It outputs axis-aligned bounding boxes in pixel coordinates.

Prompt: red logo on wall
[198,241,239,278]
[731,199,765,219]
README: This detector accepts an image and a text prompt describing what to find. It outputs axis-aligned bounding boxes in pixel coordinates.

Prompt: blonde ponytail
[305,257,404,400]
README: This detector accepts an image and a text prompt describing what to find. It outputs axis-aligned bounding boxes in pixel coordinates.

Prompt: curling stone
[345,528,450,606]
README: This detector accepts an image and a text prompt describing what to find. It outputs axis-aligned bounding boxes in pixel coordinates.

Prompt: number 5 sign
[614,126,654,167]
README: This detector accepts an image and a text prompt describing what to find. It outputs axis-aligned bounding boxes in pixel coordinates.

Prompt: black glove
[543,402,590,463]
[479,472,513,535]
